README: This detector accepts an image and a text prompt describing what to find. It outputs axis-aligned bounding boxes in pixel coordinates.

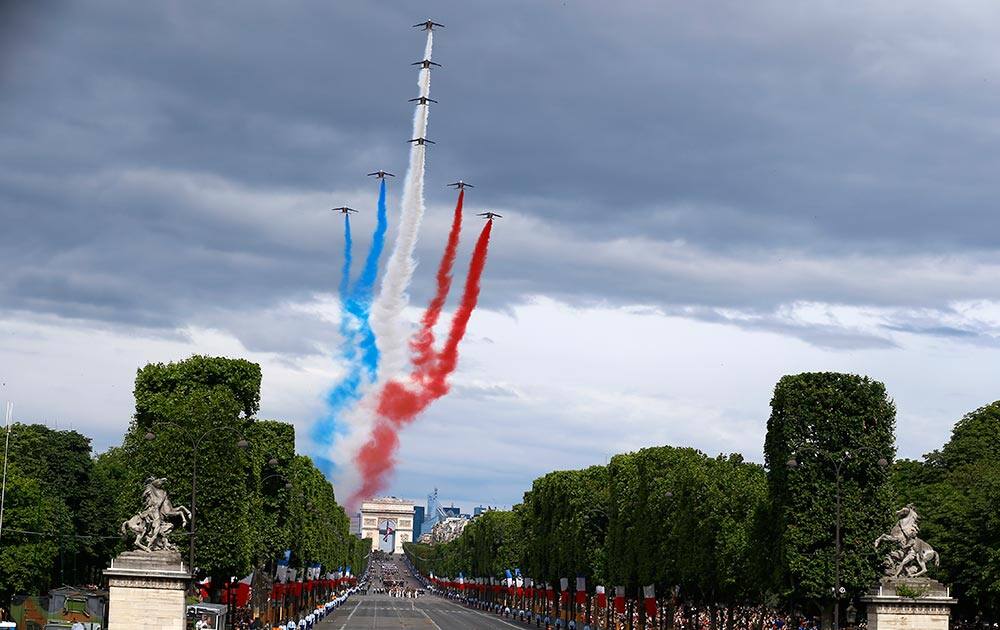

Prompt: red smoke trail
[351,220,494,504]
[410,189,464,375]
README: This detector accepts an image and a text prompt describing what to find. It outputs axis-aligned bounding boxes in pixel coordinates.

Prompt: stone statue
[874,504,940,578]
[121,477,192,552]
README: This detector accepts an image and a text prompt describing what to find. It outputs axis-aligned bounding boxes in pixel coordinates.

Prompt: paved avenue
[318,557,523,630]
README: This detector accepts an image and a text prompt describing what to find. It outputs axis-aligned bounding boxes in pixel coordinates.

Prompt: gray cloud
[5,0,1000,351]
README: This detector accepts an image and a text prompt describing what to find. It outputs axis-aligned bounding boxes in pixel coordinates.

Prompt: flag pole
[0,402,13,545]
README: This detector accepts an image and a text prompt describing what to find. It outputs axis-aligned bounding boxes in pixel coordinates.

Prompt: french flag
[613,586,625,614]
[643,584,656,618]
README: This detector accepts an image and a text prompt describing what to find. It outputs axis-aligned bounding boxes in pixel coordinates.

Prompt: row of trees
[407,372,998,621]
[0,355,367,606]
[0,424,120,599]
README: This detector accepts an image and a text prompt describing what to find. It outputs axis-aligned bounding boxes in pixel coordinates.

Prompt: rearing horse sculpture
[874,504,939,578]
[120,477,191,552]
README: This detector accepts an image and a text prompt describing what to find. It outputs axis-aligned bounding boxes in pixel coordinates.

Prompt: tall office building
[412,505,425,540]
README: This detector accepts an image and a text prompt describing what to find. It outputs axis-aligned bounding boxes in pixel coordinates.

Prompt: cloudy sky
[4,1,1000,509]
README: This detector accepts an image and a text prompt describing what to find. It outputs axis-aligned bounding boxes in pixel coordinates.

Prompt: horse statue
[120,477,191,552]
[874,504,940,578]
[874,504,919,549]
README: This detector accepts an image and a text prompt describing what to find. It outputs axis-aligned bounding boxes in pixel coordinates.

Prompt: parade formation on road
[320,555,527,630]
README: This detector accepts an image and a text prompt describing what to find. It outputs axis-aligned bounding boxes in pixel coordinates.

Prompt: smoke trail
[312,214,359,445]
[313,181,391,450]
[369,30,434,386]
[334,31,434,485]
[349,178,389,380]
[410,189,463,374]
[350,219,494,503]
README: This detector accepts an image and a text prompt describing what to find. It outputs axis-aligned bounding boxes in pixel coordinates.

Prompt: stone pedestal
[861,578,957,630]
[104,550,191,630]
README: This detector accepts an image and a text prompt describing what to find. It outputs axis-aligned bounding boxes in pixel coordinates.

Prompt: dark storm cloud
[4,0,1000,348]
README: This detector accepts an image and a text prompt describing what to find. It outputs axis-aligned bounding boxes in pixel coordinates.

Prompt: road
[316,595,529,630]
[318,556,526,630]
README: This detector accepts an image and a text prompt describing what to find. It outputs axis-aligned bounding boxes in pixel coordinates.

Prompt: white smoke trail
[370,30,434,384]
[330,31,434,499]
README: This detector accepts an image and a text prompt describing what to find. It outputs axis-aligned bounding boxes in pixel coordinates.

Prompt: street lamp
[144,421,250,569]
[262,472,294,490]
[786,447,889,630]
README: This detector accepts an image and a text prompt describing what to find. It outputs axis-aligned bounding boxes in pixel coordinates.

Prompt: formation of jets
[328,22,503,227]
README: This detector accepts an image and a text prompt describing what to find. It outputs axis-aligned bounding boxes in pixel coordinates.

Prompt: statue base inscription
[104,550,190,630]
[861,578,957,630]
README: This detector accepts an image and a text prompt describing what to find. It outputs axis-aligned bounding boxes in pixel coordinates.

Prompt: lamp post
[786,446,889,630]
[144,421,249,569]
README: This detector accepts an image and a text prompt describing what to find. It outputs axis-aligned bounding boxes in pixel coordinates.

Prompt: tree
[0,423,117,588]
[0,465,69,602]
[522,466,607,584]
[126,355,260,584]
[893,402,1000,620]
[763,372,896,612]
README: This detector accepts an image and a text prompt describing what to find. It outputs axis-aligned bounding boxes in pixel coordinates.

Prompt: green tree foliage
[0,465,69,602]
[112,356,360,587]
[1,355,362,611]
[763,372,896,606]
[247,420,296,566]
[285,454,355,571]
[124,356,260,582]
[445,509,524,578]
[523,466,607,583]
[406,446,766,614]
[892,402,1000,618]
[0,424,117,593]
[605,447,767,606]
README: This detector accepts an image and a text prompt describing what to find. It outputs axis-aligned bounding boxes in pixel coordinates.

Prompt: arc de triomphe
[359,497,414,554]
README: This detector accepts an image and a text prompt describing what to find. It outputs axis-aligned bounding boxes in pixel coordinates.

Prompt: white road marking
[338,598,363,630]
[418,607,443,629]
[433,599,524,629]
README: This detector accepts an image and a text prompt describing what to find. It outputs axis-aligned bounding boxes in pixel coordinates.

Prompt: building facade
[412,505,425,541]
[359,497,415,554]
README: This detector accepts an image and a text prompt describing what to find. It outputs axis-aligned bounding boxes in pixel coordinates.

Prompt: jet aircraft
[447,181,474,190]
[412,59,441,69]
[413,20,444,31]
[477,211,502,219]
[367,170,395,179]
[331,207,358,214]
[408,138,435,146]
[409,96,438,105]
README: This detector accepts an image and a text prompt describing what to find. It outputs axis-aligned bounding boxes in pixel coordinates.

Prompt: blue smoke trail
[313,214,360,447]
[312,181,390,456]
[338,214,356,362]
[349,178,388,380]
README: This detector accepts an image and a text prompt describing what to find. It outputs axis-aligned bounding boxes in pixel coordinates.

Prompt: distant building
[442,505,461,518]
[350,514,361,536]
[412,505,425,540]
[360,497,414,554]
[473,505,487,516]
